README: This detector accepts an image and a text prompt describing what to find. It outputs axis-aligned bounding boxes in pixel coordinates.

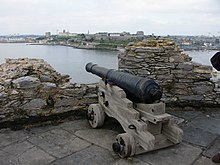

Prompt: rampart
[119,38,220,110]
[0,58,97,128]
[1,39,220,128]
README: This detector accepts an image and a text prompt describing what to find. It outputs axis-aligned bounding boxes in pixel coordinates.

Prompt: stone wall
[0,58,97,127]
[119,38,220,109]
[1,41,220,128]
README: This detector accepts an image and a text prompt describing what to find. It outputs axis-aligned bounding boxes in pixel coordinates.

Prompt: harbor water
[0,43,218,83]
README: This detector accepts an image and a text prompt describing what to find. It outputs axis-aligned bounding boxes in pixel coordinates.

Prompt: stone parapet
[0,58,97,128]
[119,38,219,109]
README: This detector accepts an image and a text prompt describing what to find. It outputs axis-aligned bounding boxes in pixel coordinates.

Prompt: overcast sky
[0,0,220,36]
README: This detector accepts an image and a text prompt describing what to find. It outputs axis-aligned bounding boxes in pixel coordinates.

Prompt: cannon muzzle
[86,63,162,104]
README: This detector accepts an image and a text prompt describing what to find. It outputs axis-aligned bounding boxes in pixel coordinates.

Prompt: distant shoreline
[1,42,219,52]
[27,43,220,52]
[28,43,120,51]
[0,41,34,44]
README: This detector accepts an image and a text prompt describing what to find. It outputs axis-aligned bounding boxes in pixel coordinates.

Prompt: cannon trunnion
[86,63,183,158]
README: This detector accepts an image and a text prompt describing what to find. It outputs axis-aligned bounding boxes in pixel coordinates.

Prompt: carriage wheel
[87,104,105,128]
[112,133,135,158]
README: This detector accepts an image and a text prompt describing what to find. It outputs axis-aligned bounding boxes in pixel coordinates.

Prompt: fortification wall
[118,38,220,110]
[0,58,97,128]
[1,41,220,128]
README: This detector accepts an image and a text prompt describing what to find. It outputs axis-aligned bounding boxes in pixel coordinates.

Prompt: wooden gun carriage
[86,63,183,158]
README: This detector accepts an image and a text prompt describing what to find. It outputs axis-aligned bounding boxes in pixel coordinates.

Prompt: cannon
[86,63,183,158]
[86,63,162,104]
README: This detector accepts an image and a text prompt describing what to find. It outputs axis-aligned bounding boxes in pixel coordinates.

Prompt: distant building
[45,32,51,38]
[95,32,108,40]
[136,31,144,36]
[108,33,120,37]
[68,33,78,37]
[85,34,95,41]
[120,31,131,36]
[96,32,108,36]
[58,30,70,37]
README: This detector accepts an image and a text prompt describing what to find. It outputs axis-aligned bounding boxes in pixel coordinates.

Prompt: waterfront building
[45,32,51,38]
[136,31,144,36]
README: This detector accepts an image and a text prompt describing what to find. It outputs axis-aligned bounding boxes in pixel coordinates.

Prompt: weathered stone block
[12,76,40,89]
[195,73,212,80]
[136,143,202,165]
[191,84,214,95]
[176,62,194,71]
[181,125,217,147]
[22,99,46,110]
[178,95,203,101]
[134,48,162,53]
[39,74,54,82]
[193,68,211,74]
[203,137,220,158]
[193,156,216,165]
[137,69,151,75]
[42,82,57,90]
[172,89,189,95]
[169,56,185,63]
[28,129,91,158]
[156,74,174,81]
[178,79,194,83]
[52,145,115,165]
[189,116,220,135]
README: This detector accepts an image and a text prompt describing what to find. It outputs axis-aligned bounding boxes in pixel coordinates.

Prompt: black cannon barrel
[86,63,162,104]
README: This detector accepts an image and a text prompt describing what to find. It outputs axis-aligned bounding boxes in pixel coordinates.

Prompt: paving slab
[181,125,217,147]
[136,143,202,165]
[27,124,60,135]
[0,150,19,165]
[75,129,119,151]
[167,111,202,121]
[203,137,220,158]
[51,145,116,165]
[0,129,29,149]
[2,140,34,156]
[28,128,91,158]
[193,156,216,165]
[0,115,219,165]
[18,146,55,165]
[61,118,124,133]
[101,117,124,132]
[113,158,150,165]
[60,119,91,133]
[189,116,220,135]
[171,115,185,125]
[0,145,55,165]
[203,110,220,119]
